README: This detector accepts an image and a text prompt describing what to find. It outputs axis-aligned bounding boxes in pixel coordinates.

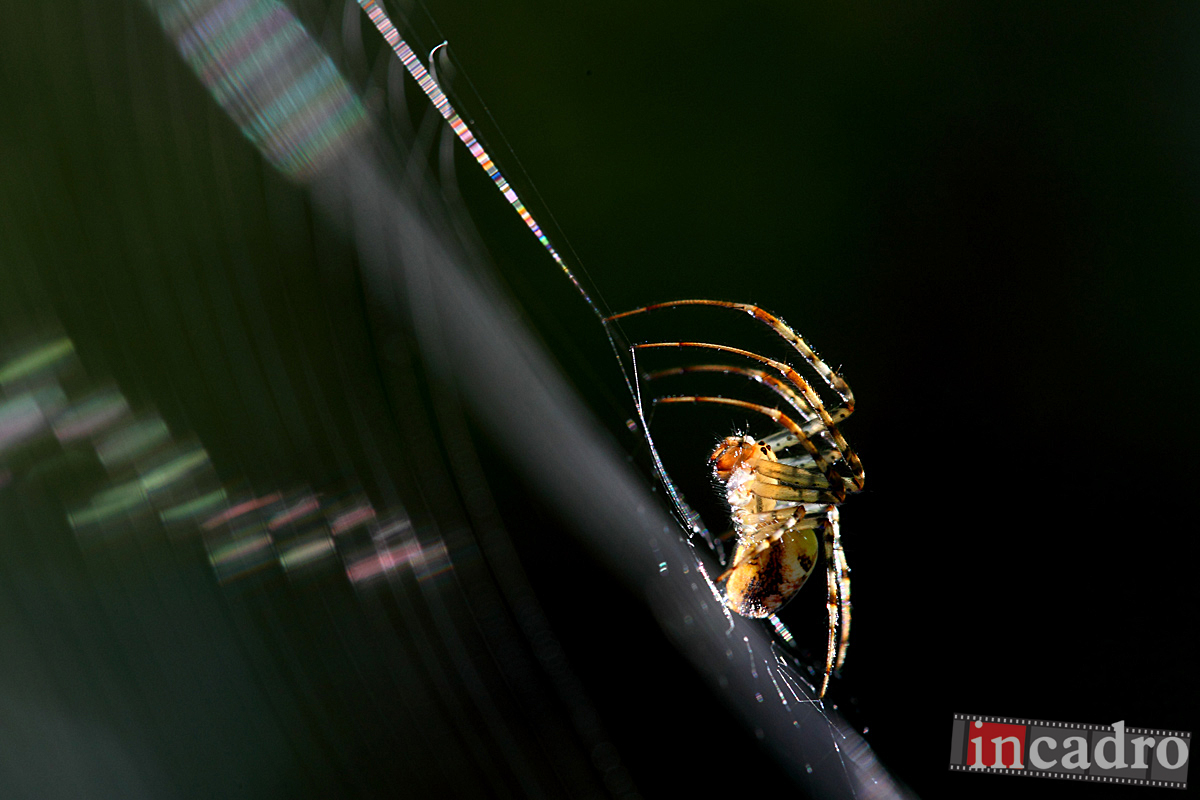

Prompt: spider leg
[833,513,851,670]
[647,364,820,422]
[739,507,828,531]
[820,506,841,699]
[649,364,847,467]
[760,407,851,450]
[608,299,856,415]
[763,451,860,495]
[751,482,842,505]
[756,459,832,489]
[639,343,864,490]
[653,395,844,488]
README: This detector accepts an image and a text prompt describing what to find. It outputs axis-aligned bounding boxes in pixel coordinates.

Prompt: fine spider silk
[354,0,864,700]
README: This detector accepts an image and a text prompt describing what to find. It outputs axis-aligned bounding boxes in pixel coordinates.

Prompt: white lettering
[1029,736,1057,769]
[1094,720,1127,769]
[992,735,1024,769]
[1130,736,1155,769]
[969,721,986,769]
[1061,736,1090,770]
[970,736,985,768]
[1156,737,1189,770]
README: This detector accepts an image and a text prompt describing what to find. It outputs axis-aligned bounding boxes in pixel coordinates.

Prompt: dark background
[1,1,1196,798]
[426,1,1197,796]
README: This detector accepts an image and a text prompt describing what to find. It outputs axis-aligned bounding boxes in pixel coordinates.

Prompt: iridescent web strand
[355,0,605,322]
[354,2,714,542]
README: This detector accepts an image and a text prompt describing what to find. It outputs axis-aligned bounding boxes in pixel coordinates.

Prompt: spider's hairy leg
[759,407,850,449]
[647,364,819,422]
[650,365,852,469]
[755,459,832,489]
[653,395,839,479]
[818,507,850,698]
[768,456,860,496]
[608,299,856,415]
[638,342,864,490]
[833,520,851,670]
[750,481,842,505]
[739,507,828,532]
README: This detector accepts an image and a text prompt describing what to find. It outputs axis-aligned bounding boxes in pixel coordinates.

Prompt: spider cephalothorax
[609,300,863,697]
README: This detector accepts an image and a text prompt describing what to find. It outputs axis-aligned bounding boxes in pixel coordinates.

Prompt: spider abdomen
[725,526,819,618]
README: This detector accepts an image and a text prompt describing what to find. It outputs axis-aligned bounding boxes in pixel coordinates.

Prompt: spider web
[316,3,909,796]
[0,1,911,797]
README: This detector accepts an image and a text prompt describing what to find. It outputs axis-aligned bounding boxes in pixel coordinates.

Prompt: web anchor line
[353,2,711,541]
[355,2,604,320]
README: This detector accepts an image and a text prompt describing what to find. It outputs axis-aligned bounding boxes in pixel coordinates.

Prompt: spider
[608,299,864,698]
[348,0,866,700]
[350,0,864,699]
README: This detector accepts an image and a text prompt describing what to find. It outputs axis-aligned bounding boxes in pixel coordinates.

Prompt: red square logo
[968,720,1027,769]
